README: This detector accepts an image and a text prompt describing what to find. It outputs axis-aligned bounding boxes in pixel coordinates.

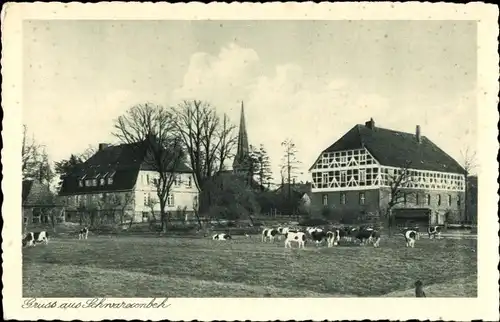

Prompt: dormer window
[78,180,83,187]
[107,171,116,185]
[100,178,105,186]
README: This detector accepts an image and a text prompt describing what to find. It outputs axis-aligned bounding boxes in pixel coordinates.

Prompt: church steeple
[233,101,250,173]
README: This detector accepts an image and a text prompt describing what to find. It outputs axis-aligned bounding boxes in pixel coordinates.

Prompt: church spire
[233,101,250,172]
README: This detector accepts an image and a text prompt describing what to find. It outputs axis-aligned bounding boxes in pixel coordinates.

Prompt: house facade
[309,118,466,227]
[58,140,200,224]
[23,179,64,226]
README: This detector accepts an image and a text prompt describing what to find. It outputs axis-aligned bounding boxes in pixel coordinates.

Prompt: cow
[403,229,418,248]
[212,233,232,240]
[356,228,381,247]
[22,231,49,247]
[403,226,421,240]
[310,230,328,246]
[427,226,442,239]
[78,227,89,240]
[262,228,279,242]
[284,231,306,249]
[277,226,291,241]
[326,230,341,247]
[342,226,359,242]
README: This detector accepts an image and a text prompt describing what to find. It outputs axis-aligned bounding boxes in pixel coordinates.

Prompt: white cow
[284,231,306,249]
[277,226,291,240]
[262,228,279,242]
[326,230,341,247]
[22,231,49,247]
[78,227,89,240]
[403,229,418,248]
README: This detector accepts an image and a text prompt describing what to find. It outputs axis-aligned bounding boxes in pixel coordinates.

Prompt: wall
[135,170,199,213]
[379,187,466,224]
[310,188,380,219]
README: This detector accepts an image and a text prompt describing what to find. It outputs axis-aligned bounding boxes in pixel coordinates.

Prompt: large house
[308,118,467,227]
[23,179,63,225]
[58,139,200,223]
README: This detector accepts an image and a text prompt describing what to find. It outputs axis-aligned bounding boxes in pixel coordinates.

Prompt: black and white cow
[310,230,328,246]
[78,227,89,240]
[306,226,323,235]
[403,226,421,240]
[277,226,291,241]
[427,226,442,239]
[403,229,418,248]
[342,226,359,242]
[356,228,381,247]
[22,231,49,247]
[212,233,232,240]
[262,228,279,242]
[284,231,306,249]
[326,230,341,247]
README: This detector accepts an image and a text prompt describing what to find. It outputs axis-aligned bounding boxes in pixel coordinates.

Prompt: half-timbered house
[308,118,466,227]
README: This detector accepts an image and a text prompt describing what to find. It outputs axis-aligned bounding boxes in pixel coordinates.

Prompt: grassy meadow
[23,234,477,297]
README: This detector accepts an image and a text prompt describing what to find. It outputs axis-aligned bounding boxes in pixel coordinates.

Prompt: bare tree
[113,103,185,233]
[172,100,238,189]
[461,147,478,223]
[383,160,416,235]
[22,125,54,184]
[280,139,302,213]
[80,144,98,161]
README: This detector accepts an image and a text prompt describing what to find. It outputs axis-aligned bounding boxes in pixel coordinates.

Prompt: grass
[23,234,477,297]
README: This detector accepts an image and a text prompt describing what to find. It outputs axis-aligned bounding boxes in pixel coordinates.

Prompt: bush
[298,218,330,227]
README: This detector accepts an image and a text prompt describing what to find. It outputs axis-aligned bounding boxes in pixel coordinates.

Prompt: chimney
[365,118,375,130]
[416,125,421,143]
[98,143,109,151]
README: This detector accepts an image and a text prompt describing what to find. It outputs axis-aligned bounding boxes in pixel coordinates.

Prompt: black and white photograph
[2,2,499,321]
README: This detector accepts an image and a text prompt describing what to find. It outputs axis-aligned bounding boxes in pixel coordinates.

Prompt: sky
[23,20,477,182]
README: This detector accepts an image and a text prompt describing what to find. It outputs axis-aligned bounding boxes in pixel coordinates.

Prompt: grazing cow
[212,233,232,240]
[356,228,381,247]
[22,231,49,247]
[326,230,341,247]
[262,228,279,242]
[284,231,306,249]
[310,230,328,246]
[306,227,324,236]
[403,229,418,248]
[427,226,442,239]
[78,227,89,240]
[342,226,358,242]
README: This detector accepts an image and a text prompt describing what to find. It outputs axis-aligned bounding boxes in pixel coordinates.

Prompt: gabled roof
[311,123,466,174]
[275,182,311,196]
[23,180,56,206]
[59,140,193,196]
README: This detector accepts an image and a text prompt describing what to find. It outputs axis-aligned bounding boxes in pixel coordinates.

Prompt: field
[23,234,477,297]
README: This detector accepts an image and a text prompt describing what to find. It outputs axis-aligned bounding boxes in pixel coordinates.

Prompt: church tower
[232,101,250,176]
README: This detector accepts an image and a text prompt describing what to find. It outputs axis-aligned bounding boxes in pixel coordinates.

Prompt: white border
[2,2,499,321]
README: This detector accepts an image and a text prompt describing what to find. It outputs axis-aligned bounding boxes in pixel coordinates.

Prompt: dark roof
[59,140,193,196]
[23,180,56,206]
[311,123,466,174]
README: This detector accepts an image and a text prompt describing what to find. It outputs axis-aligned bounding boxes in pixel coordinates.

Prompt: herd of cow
[213,225,443,249]
[22,223,443,249]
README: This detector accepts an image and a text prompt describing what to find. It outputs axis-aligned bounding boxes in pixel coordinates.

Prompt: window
[437,194,441,206]
[187,176,192,188]
[79,180,83,187]
[426,194,431,205]
[174,175,181,186]
[93,179,97,186]
[144,193,148,206]
[100,178,105,186]
[86,180,91,186]
[359,170,366,183]
[340,171,347,183]
[359,192,365,205]
[322,194,328,206]
[146,174,150,185]
[193,195,199,208]
[107,177,113,185]
[340,193,346,205]
[457,195,461,206]
[167,194,175,207]
[415,194,420,205]
[153,178,158,186]
[448,194,452,206]
[76,195,80,204]
[403,193,407,204]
